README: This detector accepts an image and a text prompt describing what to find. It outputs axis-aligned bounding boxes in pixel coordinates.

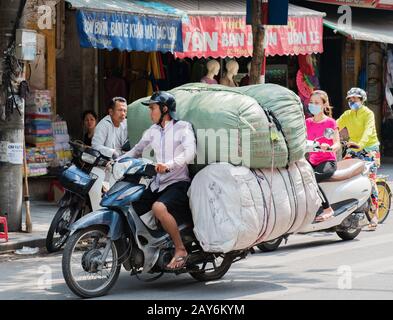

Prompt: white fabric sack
[295,159,322,227]
[188,163,265,253]
[253,168,293,243]
[284,162,308,234]
[189,159,321,253]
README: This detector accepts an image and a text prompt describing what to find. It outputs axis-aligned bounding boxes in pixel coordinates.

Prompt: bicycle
[342,141,392,224]
[370,175,392,223]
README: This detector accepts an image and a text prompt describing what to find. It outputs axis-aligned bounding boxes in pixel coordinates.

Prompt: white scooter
[256,128,372,252]
[46,141,117,252]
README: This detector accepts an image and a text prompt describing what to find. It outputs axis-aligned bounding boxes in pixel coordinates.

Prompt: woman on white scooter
[306,90,341,222]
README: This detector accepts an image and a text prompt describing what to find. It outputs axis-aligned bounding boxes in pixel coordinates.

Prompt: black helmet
[142,91,178,121]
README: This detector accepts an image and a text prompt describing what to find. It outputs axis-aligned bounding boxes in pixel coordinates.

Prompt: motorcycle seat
[325,159,365,182]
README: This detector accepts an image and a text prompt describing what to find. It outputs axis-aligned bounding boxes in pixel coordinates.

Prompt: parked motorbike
[256,128,373,252]
[61,157,249,298]
[46,141,115,253]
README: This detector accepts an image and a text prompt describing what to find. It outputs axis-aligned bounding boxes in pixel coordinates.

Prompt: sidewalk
[0,201,57,253]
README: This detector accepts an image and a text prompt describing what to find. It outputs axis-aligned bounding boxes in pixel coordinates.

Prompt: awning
[298,1,393,44]
[305,0,393,11]
[66,0,184,52]
[160,1,326,58]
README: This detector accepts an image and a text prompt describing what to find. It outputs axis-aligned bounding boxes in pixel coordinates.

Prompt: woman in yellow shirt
[337,87,380,230]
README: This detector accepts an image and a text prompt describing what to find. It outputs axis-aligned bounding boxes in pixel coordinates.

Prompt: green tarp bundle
[127,83,306,170]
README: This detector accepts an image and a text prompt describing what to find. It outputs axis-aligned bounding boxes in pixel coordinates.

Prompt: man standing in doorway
[92,97,128,159]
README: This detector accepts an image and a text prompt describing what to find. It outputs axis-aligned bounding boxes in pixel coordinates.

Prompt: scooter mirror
[323,128,335,140]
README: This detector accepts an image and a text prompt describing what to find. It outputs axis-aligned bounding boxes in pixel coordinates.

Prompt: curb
[0,237,46,254]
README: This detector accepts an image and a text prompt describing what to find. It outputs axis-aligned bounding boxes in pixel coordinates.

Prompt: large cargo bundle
[127,83,306,170]
[238,84,306,165]
[187,159,321,253]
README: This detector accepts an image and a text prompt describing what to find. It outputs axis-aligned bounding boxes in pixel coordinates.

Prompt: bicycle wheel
[376,180,392,223]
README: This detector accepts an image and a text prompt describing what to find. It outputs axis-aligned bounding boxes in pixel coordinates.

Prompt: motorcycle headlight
[81,152,97,164]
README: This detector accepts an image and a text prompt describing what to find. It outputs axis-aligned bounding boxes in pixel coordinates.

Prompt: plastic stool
[0,216,8,242]
[48,179,65,202]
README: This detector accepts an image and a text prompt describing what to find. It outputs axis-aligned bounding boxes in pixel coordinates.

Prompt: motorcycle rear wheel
[336,227,361,241]
[189,254,233,282]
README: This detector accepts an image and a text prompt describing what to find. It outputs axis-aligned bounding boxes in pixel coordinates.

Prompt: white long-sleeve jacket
[92,115,128,158]
[121,120,196,192]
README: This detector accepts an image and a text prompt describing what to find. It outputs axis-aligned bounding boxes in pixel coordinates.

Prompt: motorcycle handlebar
[342,141,361,149]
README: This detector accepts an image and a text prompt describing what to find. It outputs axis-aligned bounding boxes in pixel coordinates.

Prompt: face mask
[349,101,361,110]
[308,103,322,116]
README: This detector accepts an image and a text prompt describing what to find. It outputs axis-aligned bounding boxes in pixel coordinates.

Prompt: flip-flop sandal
[314,211,334,223]
[367,223,378,231]
[165,255,189,271]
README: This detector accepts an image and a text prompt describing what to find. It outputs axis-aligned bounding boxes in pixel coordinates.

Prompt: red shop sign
[175,15,324,58]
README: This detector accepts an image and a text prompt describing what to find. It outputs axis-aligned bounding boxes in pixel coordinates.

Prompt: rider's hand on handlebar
[105,160,115,172]
[347,141,361,149]
[155,163,170,174]
[320,143,332,151]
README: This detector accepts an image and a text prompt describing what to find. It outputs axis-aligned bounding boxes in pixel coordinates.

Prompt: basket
[59,165,97,195]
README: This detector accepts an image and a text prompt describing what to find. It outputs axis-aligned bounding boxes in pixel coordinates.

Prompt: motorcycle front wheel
[62,226,121,298]
[46,206,78,253]
[189,254,233,282]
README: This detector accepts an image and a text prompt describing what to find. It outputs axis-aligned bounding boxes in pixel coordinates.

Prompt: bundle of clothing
[127,83,306,172]
[188,159,321,253]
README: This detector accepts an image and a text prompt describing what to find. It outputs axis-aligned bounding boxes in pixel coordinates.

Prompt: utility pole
[249,0,268,85]
[0,0,26,231]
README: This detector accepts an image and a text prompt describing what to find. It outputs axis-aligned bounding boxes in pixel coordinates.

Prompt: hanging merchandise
[147,52,165,95]
[367,43,384,105]
[296,54,320,111]
[385,49,393,109]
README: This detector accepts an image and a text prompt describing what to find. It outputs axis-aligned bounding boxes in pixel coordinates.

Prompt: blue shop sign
[76,10,183,52]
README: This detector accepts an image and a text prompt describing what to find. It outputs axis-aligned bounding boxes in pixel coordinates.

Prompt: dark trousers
[311,161,337,210]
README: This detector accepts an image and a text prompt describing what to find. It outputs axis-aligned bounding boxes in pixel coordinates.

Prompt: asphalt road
[1,163,392,301]
[0,216,392,300]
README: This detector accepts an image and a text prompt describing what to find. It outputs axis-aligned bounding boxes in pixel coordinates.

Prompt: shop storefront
[58,0,326,143]
[21,0,327,200]
[26,0,184,199]
[300,0,393,156]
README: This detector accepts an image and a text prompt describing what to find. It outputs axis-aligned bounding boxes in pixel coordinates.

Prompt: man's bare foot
[166,248,188,270]
[315,207,334,222]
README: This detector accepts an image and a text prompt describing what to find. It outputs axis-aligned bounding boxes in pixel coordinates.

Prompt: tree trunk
[250,0,266,85]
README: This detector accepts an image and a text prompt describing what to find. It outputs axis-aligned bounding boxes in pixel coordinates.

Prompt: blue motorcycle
[61,158,248,298]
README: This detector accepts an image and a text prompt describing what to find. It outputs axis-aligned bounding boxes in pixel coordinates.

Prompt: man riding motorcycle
[118,91,196,270]
[337,87,380,230]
